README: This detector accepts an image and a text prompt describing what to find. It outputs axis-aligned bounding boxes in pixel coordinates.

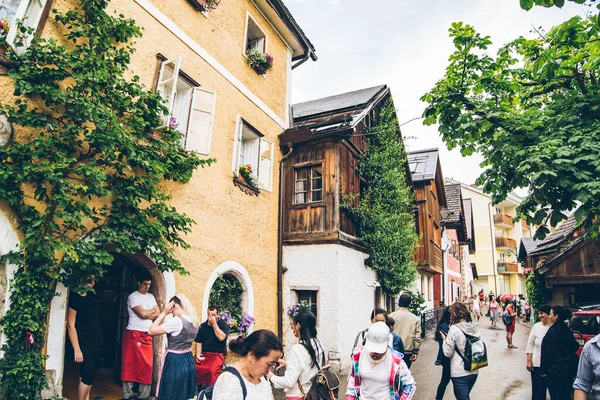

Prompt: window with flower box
[244,13,267,54]
[1,0,49,55]
[294,165,323,204]
[232,118,274,192]
[294,289,318,320]
[156,55,216,155]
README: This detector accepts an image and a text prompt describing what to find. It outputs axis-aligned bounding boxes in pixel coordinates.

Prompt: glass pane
[295,193,306,204]
[312,190,322,202]
[0,7,16,20]
[296,168,307,181]
[295,180,306,193]
[161,64,175,83]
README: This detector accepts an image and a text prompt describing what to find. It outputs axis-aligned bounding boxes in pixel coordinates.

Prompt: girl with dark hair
[212,329,282,400]
[442,302,480,400]
[268,310,324,399]
[540,306,579,400]
[148,294,200,400]
[434,308,451,400]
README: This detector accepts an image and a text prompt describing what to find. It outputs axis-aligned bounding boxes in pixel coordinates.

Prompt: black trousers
[403,353,413,368]
[435,359,451,400]
[546,374,573,400]
[531,367,547,400]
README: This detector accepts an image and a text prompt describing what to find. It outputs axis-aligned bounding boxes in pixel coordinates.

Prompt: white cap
[364,321,389,354]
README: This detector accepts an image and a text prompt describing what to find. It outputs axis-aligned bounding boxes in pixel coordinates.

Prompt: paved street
[276,315,535,400]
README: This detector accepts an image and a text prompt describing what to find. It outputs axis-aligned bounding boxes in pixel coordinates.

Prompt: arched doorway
[61,252,169,400]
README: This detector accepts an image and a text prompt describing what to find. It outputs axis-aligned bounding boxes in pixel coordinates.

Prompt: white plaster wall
[0,210,19,351]
[282,244,373,371]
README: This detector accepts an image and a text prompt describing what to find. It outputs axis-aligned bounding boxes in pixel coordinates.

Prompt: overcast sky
[285,0,586,186]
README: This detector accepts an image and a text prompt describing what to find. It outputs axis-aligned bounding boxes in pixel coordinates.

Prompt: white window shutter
[7,0,48,55]
[258,139,274,191]
[185,87,216,155]
[231,117,243,172]
[156,56,182,119]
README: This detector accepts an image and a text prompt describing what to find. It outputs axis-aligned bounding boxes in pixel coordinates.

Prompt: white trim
[134,0,286,129]
[201,261,255,327]
[447,270,462,278]
[249,0,294,51]
[243,11,269,57]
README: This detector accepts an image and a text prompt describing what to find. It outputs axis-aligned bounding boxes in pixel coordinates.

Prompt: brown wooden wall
[415,181,443,274]
[339,142,360,237]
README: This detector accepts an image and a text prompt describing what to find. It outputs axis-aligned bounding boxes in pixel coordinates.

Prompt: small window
[3,0,48,54]
[499,252,506,262]
[496,207,502,214]
[156,56,216,155]
[232,118,274,191]
[245,14,267,54]
[295,290,318,319]
[294,165,323,204]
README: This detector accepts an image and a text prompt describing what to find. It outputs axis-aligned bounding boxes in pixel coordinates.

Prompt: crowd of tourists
[66,275,600,400]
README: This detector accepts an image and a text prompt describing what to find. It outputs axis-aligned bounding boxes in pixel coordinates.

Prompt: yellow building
[447,180,531,297]
[0,0,315,397]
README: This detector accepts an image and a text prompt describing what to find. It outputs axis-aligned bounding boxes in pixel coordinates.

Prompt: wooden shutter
[258,139,273,191]
[185,87,216,154]
[231,117,244,172]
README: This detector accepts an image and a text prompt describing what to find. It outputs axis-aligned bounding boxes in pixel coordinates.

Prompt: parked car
[569,310,600,356]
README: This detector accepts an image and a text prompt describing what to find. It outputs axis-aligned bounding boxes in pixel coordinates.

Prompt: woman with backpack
[441,302,482,400]
[504,299,517,348]
[539,306,580,400]
[267,310,324,399]
[212,329,282,399]
[434,308,451,400]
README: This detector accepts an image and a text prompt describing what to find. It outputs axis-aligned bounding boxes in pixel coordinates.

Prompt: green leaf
[520,0,534,10]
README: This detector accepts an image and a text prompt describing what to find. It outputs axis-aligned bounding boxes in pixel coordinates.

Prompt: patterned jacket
[345,346,416,400]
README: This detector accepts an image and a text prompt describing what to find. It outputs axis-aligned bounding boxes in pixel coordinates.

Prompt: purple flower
[219,309,235,327]
[168,116,179,129]
[238,313,255,333]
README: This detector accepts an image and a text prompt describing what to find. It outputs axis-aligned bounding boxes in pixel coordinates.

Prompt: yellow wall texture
[0,0,299,333]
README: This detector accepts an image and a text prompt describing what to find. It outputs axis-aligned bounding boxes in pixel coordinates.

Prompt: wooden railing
[496,236,517,249]
[493,213,513,228]
[497,262,519,274]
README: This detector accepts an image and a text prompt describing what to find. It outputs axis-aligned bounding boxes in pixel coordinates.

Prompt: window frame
[4,0,50,55]
[293,288,319,322]
[293,163,324,205]
[243,12,268,56]
[231,116,274,192]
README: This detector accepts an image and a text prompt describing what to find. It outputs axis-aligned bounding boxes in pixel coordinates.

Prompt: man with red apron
[122,278,159,400]
[194,305,230,387]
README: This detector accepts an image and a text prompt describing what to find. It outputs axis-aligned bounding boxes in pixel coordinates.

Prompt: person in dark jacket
[434,308,451,400]
[540,305,580,400]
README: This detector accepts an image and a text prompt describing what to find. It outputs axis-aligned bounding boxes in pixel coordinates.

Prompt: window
[244,14,267,54]
[499,252,506,262]
[232,118,274,191]
[295,290,318,319]
[156,56,216,155]
[2,0,48,54]
[294,165,323,204]
[496,207,502,214]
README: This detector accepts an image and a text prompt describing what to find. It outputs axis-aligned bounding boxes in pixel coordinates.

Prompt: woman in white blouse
[212,330,282,400]
[526,304,551,400]
[268,310,324,399]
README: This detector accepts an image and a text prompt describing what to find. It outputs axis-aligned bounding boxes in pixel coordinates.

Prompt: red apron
[195,352,225,386]
[121,329,153,384]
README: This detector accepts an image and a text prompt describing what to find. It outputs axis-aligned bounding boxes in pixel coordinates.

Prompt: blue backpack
[501,311,513,325]
[197,366,247,400]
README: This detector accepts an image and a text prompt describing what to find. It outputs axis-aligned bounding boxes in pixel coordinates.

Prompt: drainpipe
[277,143,293,341]
[488,201,498,295]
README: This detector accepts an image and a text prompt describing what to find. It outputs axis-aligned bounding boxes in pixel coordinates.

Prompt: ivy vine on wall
[526,270,549,323]
[209,274,244,323]
[342,100,419,295]
[0,1,211,398]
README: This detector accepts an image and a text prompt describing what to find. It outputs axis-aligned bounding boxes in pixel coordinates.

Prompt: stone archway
[202,261,254,324]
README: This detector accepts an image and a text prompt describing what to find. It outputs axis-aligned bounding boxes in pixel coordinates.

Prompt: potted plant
[187,0,221,12]
[245,49,273,75]
[238,164,259,190]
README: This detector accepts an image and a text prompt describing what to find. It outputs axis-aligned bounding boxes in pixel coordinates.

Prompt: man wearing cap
[346,322,416,399]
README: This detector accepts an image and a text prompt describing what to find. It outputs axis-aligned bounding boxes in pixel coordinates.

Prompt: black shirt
[68,292,103,352]
[194,320,230,354]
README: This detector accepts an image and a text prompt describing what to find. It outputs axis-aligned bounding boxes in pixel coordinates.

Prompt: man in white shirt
[121,278,160,400]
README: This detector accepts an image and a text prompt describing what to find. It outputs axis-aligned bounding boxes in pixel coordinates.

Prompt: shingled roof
[530,212,582,256]
[442,183,461,225]
[293,85,387,120]
[407,148,439,182]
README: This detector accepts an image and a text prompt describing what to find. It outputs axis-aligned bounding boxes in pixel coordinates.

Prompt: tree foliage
[520,0,598,10]
[526,271,550,322]
[343,100,418,295]
[422,17,600,239]
[0,1,210,398]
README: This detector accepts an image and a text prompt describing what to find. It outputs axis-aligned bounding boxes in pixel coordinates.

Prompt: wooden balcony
[497,262,519,274]
[496,236,517,250]
[493,213,514,229]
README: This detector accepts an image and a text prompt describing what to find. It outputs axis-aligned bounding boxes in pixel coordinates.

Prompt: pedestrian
[488,291,495,304]
[435,308,451,400]
[389,293,422,368]
[504,299,517,348]
[573,332,600,400]
[488,298,499,327]
[526,304,551,400]
[442,302,480,400]
[472,296,481,322]
[268,310,324,398]
[385,316,405,355]
[346,322,416,399]
[540,306,580,400]
[478,289,485,305]
[121,277,159,400]
[67,275,103,400]
[149,294,200,400]
[194,305,230,388]
[524,301,531,322]
[212,330,282,399]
